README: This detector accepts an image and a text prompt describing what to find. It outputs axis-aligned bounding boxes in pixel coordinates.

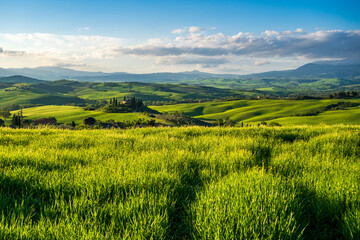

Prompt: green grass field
[0,126,359,239]
[10,98,360,126]
[12,105,146,124]
[0,81,250,108]
[152,99,360,125]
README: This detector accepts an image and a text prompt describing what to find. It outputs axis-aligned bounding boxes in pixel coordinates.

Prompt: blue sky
[0,0,359,73]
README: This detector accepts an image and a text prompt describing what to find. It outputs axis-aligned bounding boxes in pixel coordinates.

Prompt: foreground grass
[0,126,359,239]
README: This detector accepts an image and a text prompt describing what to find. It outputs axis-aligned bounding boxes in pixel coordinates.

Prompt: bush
[83,117,96,126]
[34,117,57,125]
[0,118,4,127]
[268,122,282,127]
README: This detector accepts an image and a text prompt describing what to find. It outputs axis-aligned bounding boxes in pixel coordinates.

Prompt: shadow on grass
[166,159,204,239]
[0,173,54,223]
[248,144,272,170]
[289,183,347,240]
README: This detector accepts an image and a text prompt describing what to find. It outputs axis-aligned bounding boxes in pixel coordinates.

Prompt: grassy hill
[181,77,360,94]
[0,75,45,83]
[13,98,360,126]
[0,88,86,108]
[270,108,360,125]
[152,99,360,125]
[0,80,250,108]
[0,127,359,239]
[12,105,146,124]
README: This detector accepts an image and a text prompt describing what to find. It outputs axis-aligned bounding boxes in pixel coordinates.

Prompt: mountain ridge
[0,61,359,82]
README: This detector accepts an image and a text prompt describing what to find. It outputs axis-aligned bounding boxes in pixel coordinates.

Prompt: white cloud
[120,29,360,61]
[1,28,359,73]
[172,26,206,34]
[295,28,306,33]
[188,26,203,33]
[172,28,186,34]
[254,60,270,66]
[263,30,279,37]
[0,33,125,61]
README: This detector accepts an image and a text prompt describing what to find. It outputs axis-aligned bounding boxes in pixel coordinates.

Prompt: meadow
[0,126,359,239]
[0,80,248,109]
[11,105,146,124]
[9,97,360,127]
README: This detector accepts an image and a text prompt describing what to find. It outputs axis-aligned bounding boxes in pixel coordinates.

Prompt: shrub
[83,117,96,126]
[34,117,57,125]
[268,122,282,127]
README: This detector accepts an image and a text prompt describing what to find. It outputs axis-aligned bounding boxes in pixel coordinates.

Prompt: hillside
[152,99,360,125]
[12,105,146,124]
[0,80,250,108]
[249,63,360,79]
[15,99,360,126]
[0,75,45,83]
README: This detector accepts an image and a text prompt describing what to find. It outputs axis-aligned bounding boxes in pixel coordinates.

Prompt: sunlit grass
[0,126,359,239]
[11,105,144,124]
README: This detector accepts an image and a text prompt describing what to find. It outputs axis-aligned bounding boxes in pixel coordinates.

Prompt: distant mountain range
[0,61,359,83]
[0,75,46,84]
[248,63,360,79]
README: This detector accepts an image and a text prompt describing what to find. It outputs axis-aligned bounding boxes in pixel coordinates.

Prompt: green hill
[0,80,250,108]
[152,99,360,125]
[13,99,360,126]
[0,75,45,83]
[12,105,146,124]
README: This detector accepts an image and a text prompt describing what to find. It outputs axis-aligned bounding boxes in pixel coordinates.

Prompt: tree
[11,113,21,128]
[216,119,224,126]
[83,117,96,126]
[0,109,11,120]
[22,119,32,126]
[0,118,4,127]
[225,117,235,127]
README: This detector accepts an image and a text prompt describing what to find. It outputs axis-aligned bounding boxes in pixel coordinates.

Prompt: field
[10,98,360,126]
[0,126,359,239]
[11,105,146,124]
[152,99,360,125]
[0,81,249,108]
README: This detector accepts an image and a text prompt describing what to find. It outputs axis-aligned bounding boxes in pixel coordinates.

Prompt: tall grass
[0,126,359,239]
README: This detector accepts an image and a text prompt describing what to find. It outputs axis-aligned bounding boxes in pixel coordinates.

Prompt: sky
[0,0,359,74]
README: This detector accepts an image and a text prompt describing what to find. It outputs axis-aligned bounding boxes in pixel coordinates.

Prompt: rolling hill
[0,75,45,83]
[12,98,360,126]
[151,99,360,125]
[12,105,146,124]
[0,80,250,108]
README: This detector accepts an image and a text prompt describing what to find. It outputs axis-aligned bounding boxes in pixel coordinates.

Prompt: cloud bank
[119,29,360,60]
[0,27,359,73]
